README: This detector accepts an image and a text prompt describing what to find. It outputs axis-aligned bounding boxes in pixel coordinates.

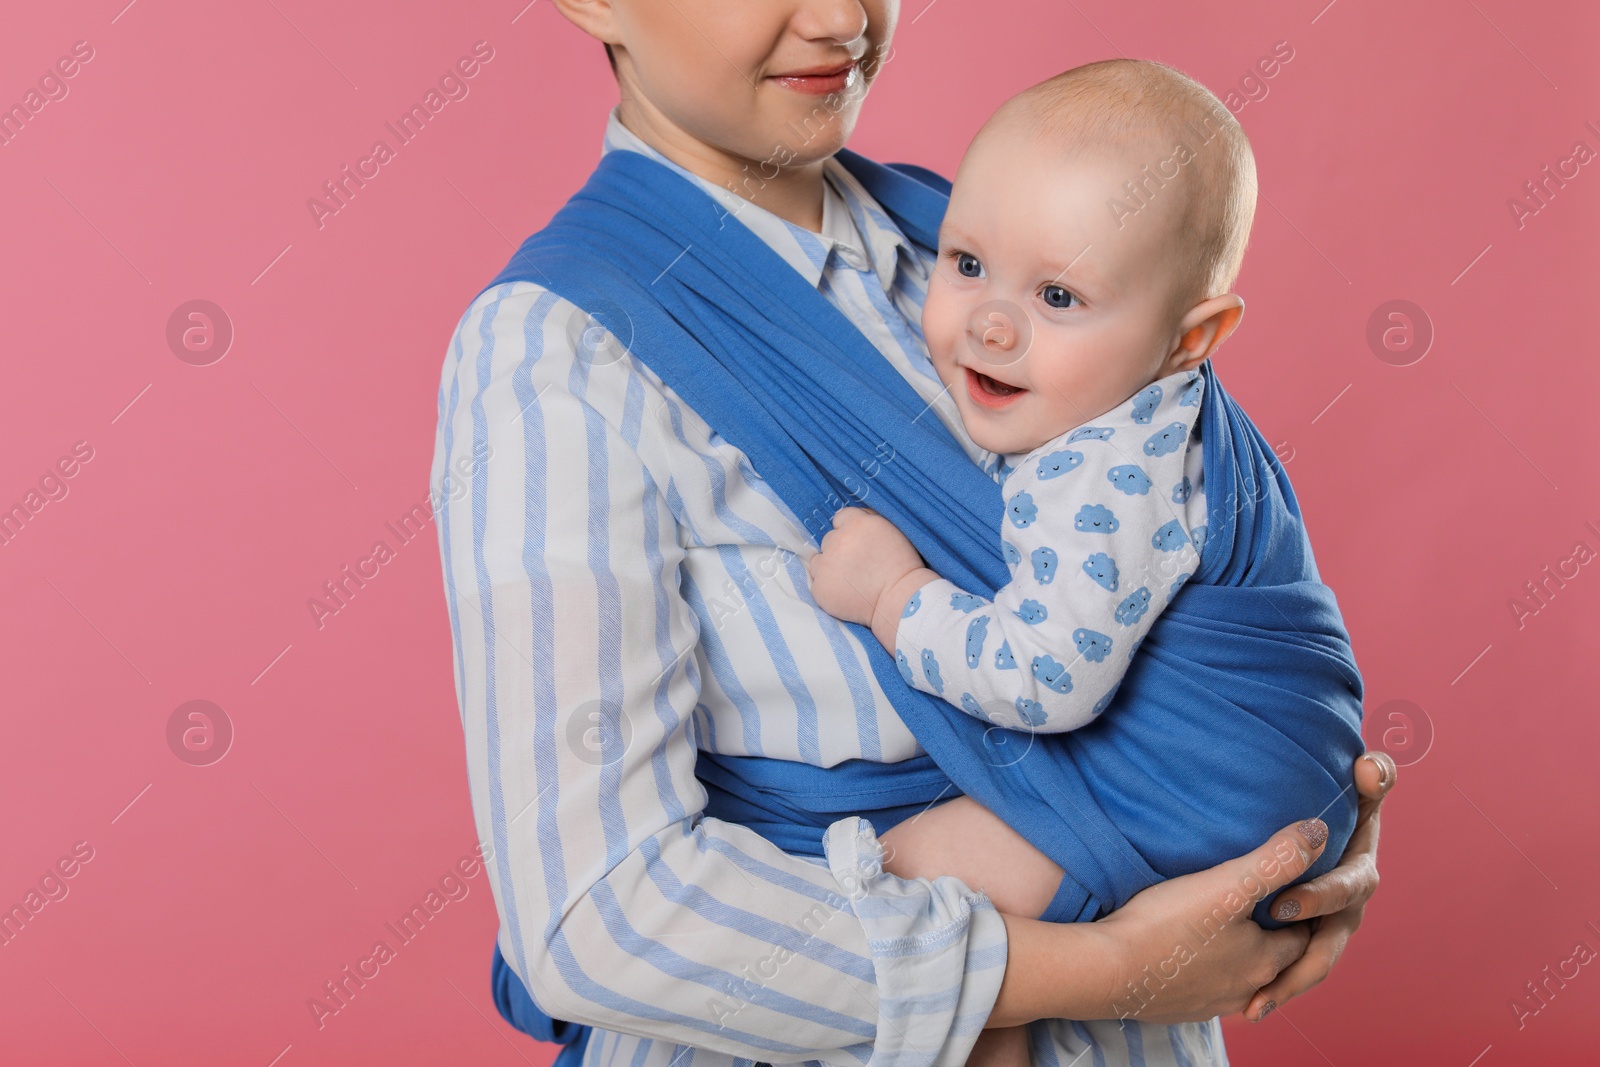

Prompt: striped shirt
[432,105,1227,1067]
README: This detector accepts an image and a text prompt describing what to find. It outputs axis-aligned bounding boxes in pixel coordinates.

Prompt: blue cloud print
[1031,654,1073,694]
[1037,450,1084,479]
[1014,599,1049,624]
[1031,546,1058,584]
[1007,491,1039,528]
[1114,587,1151,626]
[1107,464,1152,496]
[1014,696,1048,728]
[920,649,944,694]
[1130,384,1163,424]
[965,615,989,668]
[1151,519,1190,552]
[950,591,985,613]
[1082,552,1119,591]
[1143,422,1187,457]
[1074,503,1120,534]
[1072,628,1113,663]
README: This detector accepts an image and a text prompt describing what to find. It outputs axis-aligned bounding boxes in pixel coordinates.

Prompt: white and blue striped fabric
[431,106,1227,1067]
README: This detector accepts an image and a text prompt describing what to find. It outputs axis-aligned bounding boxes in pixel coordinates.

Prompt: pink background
[2,1,1596,1064]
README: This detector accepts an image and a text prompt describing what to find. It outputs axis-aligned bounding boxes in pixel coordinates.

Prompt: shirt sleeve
[433,281,1008,1066]
[893,377,1206,733]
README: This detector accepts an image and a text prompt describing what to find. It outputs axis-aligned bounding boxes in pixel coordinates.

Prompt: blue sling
[479,146,1365,1058]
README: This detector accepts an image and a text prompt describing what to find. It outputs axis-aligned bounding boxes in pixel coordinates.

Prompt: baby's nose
[975,307,1016,350]
[965,299,1032,367]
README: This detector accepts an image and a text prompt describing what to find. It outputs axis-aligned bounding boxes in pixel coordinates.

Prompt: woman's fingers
[1089,819,1329,1024]
[1270,752,1392,922]
[1276,861,1374,923]
[1241,751,1396,1018]
[1356,751,1397,799]
[1262,923,1314,984]
[1245,905,1362,1021]
[1206,819,1329,907]
[1233,757,1396,1019]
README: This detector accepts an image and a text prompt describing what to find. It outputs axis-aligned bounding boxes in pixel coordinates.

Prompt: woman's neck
[616,97,827,233]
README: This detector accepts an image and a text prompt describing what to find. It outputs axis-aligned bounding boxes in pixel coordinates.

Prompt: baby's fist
[807,507,925,627]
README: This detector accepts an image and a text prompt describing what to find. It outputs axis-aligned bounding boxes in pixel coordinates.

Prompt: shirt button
[834,244,869,272]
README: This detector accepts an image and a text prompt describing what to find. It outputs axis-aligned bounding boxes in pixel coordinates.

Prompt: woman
[431,2,1395,1064]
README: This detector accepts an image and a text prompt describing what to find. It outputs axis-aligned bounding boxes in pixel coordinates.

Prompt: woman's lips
[769,64,856,96]
[965,366,1026,410]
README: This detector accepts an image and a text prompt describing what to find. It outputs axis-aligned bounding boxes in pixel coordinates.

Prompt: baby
[808,59,1258,1064]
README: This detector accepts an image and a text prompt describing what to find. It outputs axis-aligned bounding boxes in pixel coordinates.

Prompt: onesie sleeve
[893,370,1208,733]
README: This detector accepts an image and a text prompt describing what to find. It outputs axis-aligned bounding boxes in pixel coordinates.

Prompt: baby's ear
[1169,295,1245,371]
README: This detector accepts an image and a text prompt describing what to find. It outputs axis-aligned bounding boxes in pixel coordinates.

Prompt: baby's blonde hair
[983,59,1258,308]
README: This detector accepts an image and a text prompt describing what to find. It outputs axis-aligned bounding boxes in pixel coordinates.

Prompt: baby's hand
[807,507,926,630]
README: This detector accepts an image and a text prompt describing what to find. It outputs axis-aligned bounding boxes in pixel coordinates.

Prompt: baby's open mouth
[965,366,1025,409]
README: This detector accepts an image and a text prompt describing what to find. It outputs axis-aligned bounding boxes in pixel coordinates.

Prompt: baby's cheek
[921,282,961,375]
[1036,359,1111,429]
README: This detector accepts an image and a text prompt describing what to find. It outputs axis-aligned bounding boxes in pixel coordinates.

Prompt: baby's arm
[803,508,1090,904]
[907,431,1206,731]
[810,483,1197,733]
[809,379,1205,733]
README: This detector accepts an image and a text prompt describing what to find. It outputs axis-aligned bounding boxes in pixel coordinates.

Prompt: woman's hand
[1242,750,1397,1021]
[1089,819,1330,1024]
[986,752,1398,1030]
[987,819,1328,1027]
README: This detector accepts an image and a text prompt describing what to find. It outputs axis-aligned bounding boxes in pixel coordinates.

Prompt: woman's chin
[762,98,859,154]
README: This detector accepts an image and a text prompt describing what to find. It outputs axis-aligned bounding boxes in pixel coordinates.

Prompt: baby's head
[924,59,1258,455]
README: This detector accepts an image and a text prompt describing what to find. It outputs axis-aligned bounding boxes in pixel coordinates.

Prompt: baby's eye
[1040,284,1080,309]
[952,252,983,278]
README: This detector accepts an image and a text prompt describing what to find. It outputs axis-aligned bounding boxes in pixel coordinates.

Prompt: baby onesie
[893,366,1208,732]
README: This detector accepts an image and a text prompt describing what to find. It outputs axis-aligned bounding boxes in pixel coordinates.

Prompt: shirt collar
[600,106,917,294]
